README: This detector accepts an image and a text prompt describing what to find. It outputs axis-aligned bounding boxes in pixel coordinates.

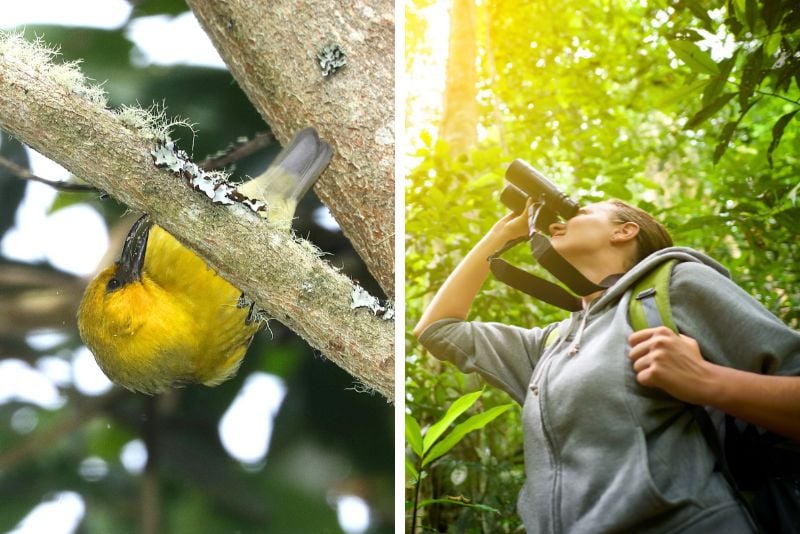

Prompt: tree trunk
[439,0,478,155]
[186,0,395,297]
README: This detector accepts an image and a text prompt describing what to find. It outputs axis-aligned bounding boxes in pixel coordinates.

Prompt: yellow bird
[77,128,332,394]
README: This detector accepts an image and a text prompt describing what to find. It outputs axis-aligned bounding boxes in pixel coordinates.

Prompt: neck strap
[489,202,623,311]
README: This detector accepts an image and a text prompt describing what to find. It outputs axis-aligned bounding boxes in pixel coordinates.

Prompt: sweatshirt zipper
[531,301,597,532]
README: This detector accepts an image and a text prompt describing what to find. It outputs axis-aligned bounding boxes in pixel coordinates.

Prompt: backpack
[628,259,800,534]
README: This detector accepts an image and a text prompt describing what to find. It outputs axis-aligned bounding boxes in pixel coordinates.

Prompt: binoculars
[500,159,580,234]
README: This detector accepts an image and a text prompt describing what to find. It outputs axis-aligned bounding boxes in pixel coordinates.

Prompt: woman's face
[548,202,621,260]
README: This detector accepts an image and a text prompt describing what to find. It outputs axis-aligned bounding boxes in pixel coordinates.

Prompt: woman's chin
[550,237,567,254]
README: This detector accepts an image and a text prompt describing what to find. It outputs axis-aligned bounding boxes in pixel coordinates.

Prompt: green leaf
[684,92,736,130]
[744,0,758,32]
[422,389,483,453]
[762,0,783,31]
[788,182,800,207]
[405,456,419,486]
[598,181,632,201]
[419,129,433,148]
[702,51,738,106]
[738,46,764,108]
[660,78,710,107]
[422,404,513,467]
[678,0,715,31]
[713,121,738,164]
[732,0,747,23]
[680,214,726,232]
[48,191,89,214]
[669,40,720,75]
[767,110,799,167]
[672,28,705,42]
[130,0,189,16]
[702,76,727,107]
[405,413,424,457]
[634,175,661,190]
[416,498,501,514]
[725,13,744,37]
[764,33,781,58]
[468,171,501,191]
[772,206,800,230]
[428,186,447,207]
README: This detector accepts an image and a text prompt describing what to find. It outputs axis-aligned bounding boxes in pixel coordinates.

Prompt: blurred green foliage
[406,0,798,531]
[0,3,391,533]
[406,389,513,534]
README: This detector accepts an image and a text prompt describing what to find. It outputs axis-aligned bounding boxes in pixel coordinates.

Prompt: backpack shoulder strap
[628,259,678,333]
[544,325,560,348]
[628,259,763,529]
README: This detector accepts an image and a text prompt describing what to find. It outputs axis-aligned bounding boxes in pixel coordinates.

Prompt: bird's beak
[116,215,152,284]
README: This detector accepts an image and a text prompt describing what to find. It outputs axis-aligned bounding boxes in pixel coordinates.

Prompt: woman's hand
[488,201,534,244]
[628,327,718,405]
[629,326,800,440]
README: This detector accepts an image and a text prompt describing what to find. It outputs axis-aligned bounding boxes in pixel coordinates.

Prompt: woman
[413,200,800,533]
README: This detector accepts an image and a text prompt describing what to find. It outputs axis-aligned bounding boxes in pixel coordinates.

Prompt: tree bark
[439,0,478,155]
[186,0,396,297]
[0,34,394,400]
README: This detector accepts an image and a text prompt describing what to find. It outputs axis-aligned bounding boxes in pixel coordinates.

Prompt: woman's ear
[612,221,639,243]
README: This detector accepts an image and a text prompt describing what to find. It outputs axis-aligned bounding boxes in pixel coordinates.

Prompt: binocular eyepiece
[500,159,580,234]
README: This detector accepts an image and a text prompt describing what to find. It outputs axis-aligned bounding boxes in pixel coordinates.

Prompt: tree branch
[198,131,275,171]
[186,0,396,296]
[0,33,393,400]
[0,153,98,192]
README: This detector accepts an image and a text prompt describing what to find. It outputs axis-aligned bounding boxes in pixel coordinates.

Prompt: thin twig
[198,131,275,171]
[0,154,100,192]
[754,88,800,106]
[725,80,800,106]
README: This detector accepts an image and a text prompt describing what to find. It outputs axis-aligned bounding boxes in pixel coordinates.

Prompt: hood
[590,246,730,313]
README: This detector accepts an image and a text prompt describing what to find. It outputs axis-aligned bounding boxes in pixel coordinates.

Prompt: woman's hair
[607,200,673,267]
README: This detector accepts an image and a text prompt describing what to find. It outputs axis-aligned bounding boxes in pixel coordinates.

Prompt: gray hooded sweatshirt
[418,247,800,533]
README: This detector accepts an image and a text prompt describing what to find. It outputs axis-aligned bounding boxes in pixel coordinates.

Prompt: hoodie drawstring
[568,301,595,357]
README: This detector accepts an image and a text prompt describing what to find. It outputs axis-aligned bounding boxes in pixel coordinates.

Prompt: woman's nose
[549,221,565,235]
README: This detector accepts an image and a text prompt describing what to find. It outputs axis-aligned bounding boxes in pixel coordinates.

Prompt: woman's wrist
[489,210,530,243]
[486,222,526,245]
[479,231,513,255]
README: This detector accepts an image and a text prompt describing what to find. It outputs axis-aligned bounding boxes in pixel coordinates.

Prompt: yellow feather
[78,226,257,394]
[77,128,332,394]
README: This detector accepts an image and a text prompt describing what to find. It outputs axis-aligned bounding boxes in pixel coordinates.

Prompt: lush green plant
[405,388,513,533]
[667,0,799,164]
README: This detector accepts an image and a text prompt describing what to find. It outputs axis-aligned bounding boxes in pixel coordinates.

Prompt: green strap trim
[628,259,678,334]
[547,259,677,347]
[544,325,560,348]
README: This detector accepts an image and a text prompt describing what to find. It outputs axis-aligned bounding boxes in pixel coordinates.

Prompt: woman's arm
[413,209,529,337]
[628,327,800,441]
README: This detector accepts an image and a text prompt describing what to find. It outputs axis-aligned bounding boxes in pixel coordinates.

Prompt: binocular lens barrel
[499,184,529,214]
[500,184,560,233]
[504,159,580,220]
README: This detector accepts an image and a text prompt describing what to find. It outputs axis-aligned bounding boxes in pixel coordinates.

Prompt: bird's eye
[106,278,121,292]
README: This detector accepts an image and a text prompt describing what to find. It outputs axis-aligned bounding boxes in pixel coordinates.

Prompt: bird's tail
[237,127,333,228]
